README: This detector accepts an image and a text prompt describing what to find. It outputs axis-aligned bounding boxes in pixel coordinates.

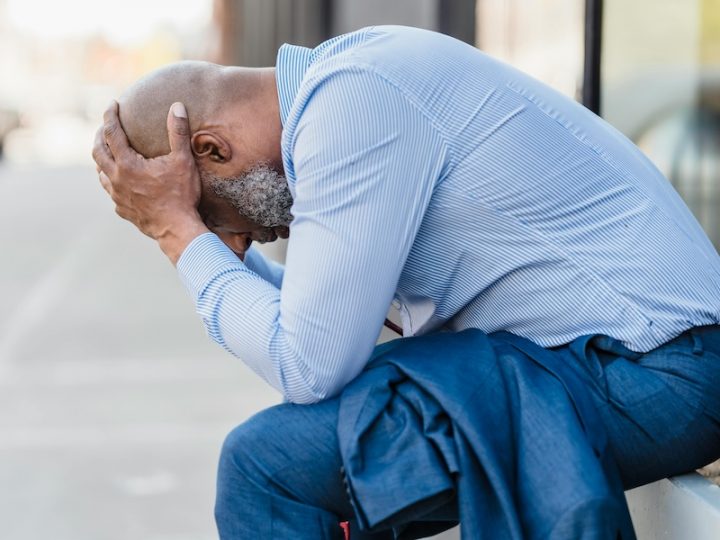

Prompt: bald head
[118,61,254,158]
[112,61,292,233]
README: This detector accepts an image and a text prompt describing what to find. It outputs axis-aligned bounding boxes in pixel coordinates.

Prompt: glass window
[601,0,720,245]
[475,0,585,99]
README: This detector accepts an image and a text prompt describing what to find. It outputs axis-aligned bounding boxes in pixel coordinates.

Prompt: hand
[92,101,209,264]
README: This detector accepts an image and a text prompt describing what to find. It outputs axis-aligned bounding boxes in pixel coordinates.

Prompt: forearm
[177,233,385,404]
[178,233,285,390]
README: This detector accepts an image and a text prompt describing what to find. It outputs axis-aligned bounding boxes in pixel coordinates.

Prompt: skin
[91,61,285,263]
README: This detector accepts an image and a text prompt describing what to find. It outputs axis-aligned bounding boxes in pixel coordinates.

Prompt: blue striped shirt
[178,26,720,404]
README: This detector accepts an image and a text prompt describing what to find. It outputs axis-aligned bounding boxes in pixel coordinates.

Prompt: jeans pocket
[604,359,669,408]
[604,357,707,448]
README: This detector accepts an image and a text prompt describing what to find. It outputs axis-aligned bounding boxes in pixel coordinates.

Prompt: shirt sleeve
[243,245,285,289]
[178,67,447,403]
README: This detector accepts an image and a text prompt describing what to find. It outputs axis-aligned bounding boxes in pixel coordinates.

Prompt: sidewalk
[0,163,458,539]
[0,164,279,539]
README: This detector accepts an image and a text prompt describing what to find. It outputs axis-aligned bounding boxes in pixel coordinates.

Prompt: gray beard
[202,164,294,228]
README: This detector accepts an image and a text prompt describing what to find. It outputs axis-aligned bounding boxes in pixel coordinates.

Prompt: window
[475,0,585,99]
[601,0,720,245]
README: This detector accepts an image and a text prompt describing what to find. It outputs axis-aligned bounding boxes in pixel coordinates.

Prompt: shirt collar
[275,44,313,126]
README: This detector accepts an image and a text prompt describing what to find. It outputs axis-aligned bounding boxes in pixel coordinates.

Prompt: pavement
[0,163,458,539]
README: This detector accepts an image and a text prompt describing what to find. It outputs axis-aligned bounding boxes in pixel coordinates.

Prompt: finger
[92,125,115,173]
[166,102,192,157]
[102,101,133,160]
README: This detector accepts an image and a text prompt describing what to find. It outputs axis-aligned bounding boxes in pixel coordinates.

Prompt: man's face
[198,163,292,259]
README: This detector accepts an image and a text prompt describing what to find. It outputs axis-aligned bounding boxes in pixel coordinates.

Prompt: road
[0,162,279,540]
[0,163,457,539]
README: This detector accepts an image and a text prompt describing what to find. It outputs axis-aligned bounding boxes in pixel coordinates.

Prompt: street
[0,163,279,539]
[0,163,457,539]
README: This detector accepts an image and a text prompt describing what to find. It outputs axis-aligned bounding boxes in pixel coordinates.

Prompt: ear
[191,130,232,164]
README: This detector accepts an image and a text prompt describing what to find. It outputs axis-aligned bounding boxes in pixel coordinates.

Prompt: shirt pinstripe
[178,26,720,404]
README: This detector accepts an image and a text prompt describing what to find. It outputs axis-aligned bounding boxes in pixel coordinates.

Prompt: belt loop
[690,329,704,356]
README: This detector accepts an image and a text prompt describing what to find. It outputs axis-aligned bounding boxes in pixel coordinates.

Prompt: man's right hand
[92,101,209,265]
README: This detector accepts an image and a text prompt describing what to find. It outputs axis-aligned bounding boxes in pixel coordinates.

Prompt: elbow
[284,392,326,405]
[280,368,349,405]
[282,380,341,405]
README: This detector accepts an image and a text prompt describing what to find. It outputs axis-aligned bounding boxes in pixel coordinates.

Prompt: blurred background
[0,1,718,539]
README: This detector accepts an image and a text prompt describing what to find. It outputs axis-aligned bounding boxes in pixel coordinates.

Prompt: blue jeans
[214,327,720,539]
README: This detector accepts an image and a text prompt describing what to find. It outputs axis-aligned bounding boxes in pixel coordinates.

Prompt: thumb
[167,102,191,155]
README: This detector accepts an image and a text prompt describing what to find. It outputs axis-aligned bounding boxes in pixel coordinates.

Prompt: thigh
[586,330,720,489]
[218,399,398,539]
[219,397,355,518]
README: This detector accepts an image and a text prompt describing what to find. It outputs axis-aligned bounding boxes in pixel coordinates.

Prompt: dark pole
[438,0,477,46]
[320,0,333,40]
[582,0,603,115]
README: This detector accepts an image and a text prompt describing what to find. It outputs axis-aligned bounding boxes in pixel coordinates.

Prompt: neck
[256,67,282,150]
[256,68,283,168]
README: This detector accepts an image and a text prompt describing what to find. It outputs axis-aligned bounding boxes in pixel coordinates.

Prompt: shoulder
[305,25,459,81]
[292,27,452,123]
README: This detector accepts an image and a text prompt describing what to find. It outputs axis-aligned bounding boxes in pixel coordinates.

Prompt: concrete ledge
[627,473,720,539]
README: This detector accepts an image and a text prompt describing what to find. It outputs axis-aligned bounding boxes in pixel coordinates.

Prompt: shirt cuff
[176,232,245,298]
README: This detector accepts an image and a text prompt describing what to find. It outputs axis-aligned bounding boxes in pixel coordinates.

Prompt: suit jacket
[337,329,636,539]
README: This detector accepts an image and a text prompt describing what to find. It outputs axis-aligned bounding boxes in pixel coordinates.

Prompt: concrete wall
[627,474,720,539]
[332,0,438,34]
[215,0,330,66]
[332,0,475,44]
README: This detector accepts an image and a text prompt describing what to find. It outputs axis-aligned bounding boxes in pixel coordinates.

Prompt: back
[309,25,720,350]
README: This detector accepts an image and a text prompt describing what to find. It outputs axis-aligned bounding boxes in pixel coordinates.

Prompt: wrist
[157,215,210,265]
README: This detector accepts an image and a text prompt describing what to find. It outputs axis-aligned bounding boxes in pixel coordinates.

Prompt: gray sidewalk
[0,164,278,539]
[0,164,457,539]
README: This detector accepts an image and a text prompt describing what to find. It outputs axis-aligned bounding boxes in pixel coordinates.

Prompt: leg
[571,328,720,489]
[214,397,394,539]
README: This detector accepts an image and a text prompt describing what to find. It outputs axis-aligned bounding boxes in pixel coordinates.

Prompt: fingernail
[172,102,187,118]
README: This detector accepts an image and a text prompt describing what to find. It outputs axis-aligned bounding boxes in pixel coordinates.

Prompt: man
[93,26,720,538]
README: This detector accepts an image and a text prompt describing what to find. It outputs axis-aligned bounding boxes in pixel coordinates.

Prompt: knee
[218,405,290,481]
[215,407,294,535]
